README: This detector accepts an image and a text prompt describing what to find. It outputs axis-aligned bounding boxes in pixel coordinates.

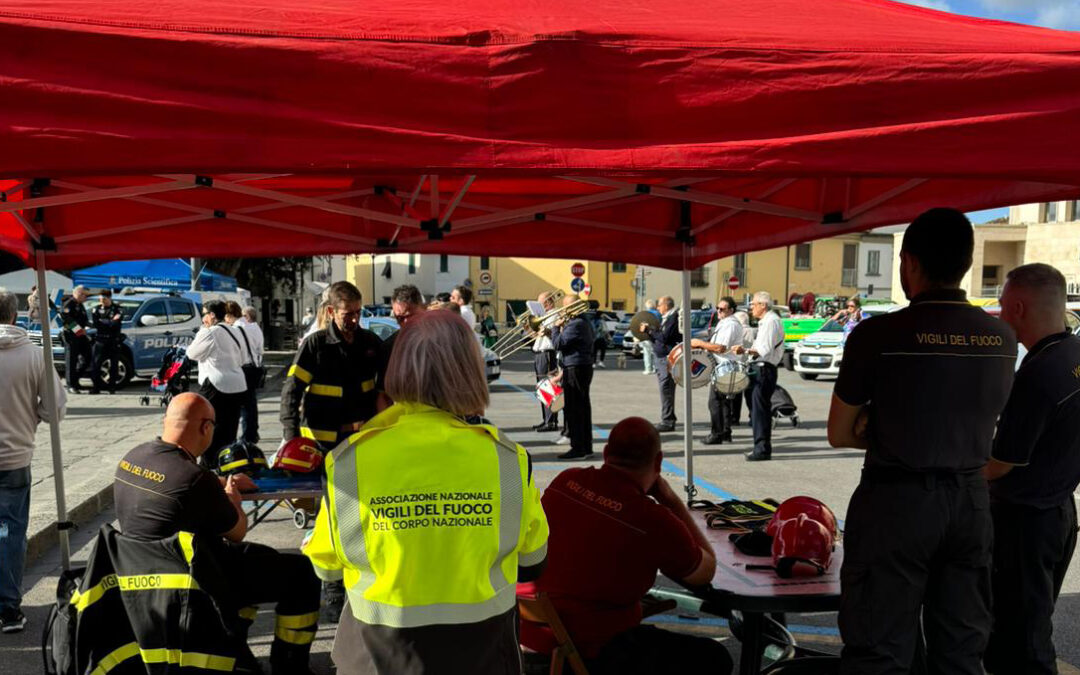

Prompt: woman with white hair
[303,310,549,674]
[732,291,786,461]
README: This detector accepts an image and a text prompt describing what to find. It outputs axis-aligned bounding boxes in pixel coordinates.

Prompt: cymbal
[629,310,661,341]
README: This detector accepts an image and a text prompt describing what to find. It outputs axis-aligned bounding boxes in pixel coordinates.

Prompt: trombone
[491,292,591,359]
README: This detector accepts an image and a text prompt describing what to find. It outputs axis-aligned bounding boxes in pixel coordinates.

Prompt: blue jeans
[0,466,30,613]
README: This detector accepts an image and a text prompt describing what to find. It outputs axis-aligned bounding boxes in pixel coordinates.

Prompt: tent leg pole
[35,250,71,570]
[680,267,696,504]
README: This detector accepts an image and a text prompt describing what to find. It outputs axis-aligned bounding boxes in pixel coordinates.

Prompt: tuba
[490,291,592,359]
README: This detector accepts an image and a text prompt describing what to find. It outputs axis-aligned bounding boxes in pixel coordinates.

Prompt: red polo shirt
[520,465,701,657]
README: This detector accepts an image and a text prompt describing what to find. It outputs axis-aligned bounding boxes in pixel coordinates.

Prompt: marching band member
[552,296,595,459]
[640,297,681,432]
[733,292,785,462]
[691,296,743,445]
[532,292,560,433]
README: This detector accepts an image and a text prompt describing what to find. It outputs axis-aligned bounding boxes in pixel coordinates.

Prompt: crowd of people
[1,208,1078,674]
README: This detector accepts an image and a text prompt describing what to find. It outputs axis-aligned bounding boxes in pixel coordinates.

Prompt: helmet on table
[766,496,839,544]
[271,437,324,473]
[771,513,833,578]
[217,440,268,476]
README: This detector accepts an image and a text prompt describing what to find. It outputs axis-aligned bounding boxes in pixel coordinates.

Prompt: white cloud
[1035,3,1080,30]
[900,0,953,10]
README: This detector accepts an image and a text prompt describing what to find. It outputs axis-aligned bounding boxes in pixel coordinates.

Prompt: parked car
[29,291,204,388]
[793,304,904,379]
[369,317,501,382]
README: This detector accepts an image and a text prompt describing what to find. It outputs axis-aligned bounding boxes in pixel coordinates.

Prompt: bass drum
[667,344,715,389]
[713,358,750,396]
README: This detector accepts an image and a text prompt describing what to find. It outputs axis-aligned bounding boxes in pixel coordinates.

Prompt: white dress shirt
[751,311,786,366]
[710,315,744,361]
[186,323,247,393]
[238,320,265,366]
[460,304,477,329]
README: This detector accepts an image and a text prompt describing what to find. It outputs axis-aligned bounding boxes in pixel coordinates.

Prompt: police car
[30,291,203,387]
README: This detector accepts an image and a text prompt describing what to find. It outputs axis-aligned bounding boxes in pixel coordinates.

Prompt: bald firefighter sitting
[113,393,321,675]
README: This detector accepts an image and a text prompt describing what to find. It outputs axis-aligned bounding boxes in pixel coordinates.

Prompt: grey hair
[73,285,87,295]
[645,299,657,309]
[385,310,489,416]
[659,296,675,310]
[242,306,258,321]
[1006,263,1066,311]
[0,288,16,324]
[753,291,773,309]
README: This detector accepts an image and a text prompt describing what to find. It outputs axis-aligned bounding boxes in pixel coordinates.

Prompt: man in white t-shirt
[691,296,743,445]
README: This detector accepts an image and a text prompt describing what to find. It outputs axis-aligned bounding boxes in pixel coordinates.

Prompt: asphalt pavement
[4,350,1079,673]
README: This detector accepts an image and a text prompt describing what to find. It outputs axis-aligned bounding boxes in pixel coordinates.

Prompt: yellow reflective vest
[303,401,549,628]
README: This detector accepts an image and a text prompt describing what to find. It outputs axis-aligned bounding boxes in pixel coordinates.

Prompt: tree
[205,257,312,297]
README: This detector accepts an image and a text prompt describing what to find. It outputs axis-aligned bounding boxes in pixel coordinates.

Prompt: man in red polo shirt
[521,416,732,674]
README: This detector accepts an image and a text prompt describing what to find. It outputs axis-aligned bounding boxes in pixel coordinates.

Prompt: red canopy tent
[2,0,1079,565]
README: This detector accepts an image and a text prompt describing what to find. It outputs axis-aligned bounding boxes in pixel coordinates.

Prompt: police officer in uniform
[90,288,123,394]
[828,208,1016,674]
[692,296,743,445]
[114,393,321,675]
[983,263,1080,674]
[60,285,92,393]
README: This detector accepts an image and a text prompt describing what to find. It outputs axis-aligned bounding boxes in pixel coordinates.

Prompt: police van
[30,290,207,388]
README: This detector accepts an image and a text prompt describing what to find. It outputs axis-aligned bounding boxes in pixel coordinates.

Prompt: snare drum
[534,377,565,412]
[712,358,750,396]
[667,344,715,389]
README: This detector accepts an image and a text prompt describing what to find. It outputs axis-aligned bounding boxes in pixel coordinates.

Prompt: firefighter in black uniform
[60,285,92,393]
[280,280,383,451]
[90,288,124,394]
[279,280,382,623]
[983,263,1080,674]
[828,208,1016,675]
[114,392,320,675]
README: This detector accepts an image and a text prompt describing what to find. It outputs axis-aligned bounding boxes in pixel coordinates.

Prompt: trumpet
[491,292,591,359]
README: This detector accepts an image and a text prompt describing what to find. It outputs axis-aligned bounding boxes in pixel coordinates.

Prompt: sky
[896,1,1078,223]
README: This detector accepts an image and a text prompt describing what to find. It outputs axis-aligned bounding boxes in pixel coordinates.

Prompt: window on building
[866,250,881,277]
[982,265,1002,288]
[841,243,858,287]
[794,244,812,270]
[1069,201,1080,222]
[408,254,417,274]
[612,262,627,273]
[733,253,748,287]
[1044,202,1059,223]
[690,266,709,287]
[480,256,490,271]
[439,254,449,273]
[612,300,626,311]
[690,298,705,309]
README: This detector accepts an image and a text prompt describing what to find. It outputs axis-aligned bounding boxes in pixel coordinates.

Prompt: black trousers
[840,471,992,675]
[218,540,321,665]
[200,381,245,470]
[587,624,733,675]
[746,363,777,456]
[562,365,593,456]
[707,387,737,438]
[91,340,121,392]
[64,334,91,389]
[985,498,1078,675]
[534,351,559,426]
[655,352,676,425]
[239,389,260,443]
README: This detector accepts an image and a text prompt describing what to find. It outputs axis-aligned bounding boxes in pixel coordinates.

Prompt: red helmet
[772,513,833,578]
[766,496,839,543]
[272,437,324,473]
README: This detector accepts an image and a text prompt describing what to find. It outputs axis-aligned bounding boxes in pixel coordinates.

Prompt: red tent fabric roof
[1,0,1079,269]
